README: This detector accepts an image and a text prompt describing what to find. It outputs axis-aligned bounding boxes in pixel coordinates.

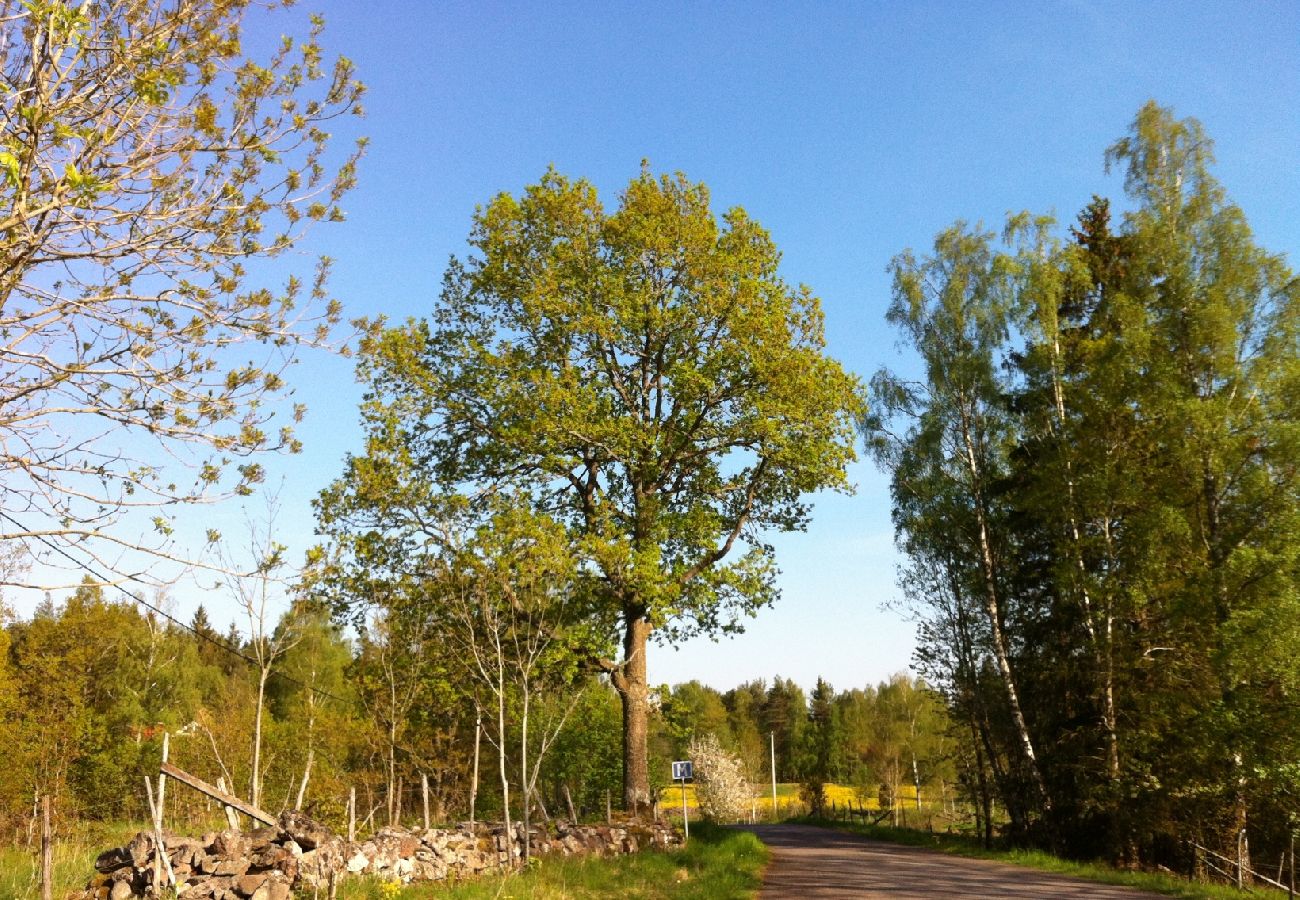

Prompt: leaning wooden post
[563,785,578,824]
[156,733,169,829]
[161,763,276,828]
[40,795,52,900]
[421,772,430,831]
[470,712,481,828]
[215,777,240,831]
[347,787,356,841]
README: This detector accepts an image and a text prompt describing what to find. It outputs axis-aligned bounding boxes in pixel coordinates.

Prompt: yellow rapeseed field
[658,782,919,814]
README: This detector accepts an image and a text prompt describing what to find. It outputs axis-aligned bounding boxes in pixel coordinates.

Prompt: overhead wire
[1,511,489,769]
[0,509,350,705]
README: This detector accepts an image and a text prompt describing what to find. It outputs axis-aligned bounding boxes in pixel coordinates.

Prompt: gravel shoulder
[742,824,1169,898]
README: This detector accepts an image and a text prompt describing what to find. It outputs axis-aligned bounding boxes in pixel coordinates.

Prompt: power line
[0,510,350,706]
[2,512,462,769]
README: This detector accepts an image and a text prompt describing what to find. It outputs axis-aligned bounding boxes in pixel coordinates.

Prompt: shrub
[690,733,751,823]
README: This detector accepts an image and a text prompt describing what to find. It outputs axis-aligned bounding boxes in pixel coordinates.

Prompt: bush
[800,779,827,817]
[690,733,751,823]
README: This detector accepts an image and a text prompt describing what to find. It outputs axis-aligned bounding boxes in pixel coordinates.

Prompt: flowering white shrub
[689,733,751,823]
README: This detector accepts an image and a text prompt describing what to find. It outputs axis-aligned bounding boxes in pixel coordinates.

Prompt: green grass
[337,822,767,900]
[0,820,141,900]
[793,816,1289,900]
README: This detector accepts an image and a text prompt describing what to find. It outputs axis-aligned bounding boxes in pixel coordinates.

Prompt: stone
[248,844,287,871]
[213,858,248,877]
[249,877,292,900]
[94,847,131,873]
[108,880,134,900]
[210,831,247,859]
[247,826,279,845]
[234,872,268,896]
[126,833,155,868]
[278,810,330,850]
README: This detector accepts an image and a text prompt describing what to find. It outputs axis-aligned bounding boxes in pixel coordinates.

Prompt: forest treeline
[868,102,1300,866]
[0,581,956,838]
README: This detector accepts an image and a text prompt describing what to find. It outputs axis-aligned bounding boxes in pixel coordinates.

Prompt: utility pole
[770,731,778,821]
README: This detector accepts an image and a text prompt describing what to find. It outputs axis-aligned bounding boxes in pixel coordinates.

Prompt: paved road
[743,825,1166,898]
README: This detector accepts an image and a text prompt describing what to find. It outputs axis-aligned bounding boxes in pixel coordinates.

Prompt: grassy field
[0,820,141,900]
[797,817,1292,900]
[336,822,767,900]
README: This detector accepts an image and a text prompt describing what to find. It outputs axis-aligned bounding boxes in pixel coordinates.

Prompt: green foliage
[869,101,1300,865]
[0,0,365,587]
[316,166,863,807]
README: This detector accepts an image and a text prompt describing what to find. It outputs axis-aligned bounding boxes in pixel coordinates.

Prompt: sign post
[671,760,693,841]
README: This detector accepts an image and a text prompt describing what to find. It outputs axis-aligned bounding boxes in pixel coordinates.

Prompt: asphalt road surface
[744,825,1167,898]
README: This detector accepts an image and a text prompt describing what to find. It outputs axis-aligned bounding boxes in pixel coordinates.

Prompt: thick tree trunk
[614,614,652,814]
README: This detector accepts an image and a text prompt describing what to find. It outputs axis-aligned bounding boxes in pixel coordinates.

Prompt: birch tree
[869,224,1053,830]
[0,0,364,590]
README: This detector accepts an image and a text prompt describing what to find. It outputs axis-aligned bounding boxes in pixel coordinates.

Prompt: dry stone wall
[80,811,680,899]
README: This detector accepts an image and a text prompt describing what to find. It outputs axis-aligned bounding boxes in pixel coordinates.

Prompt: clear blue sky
[20,1,1300,695]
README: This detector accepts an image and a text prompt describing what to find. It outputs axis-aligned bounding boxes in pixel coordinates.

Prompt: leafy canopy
[320,167,862,643]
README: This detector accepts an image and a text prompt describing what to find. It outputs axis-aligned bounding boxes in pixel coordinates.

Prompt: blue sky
[18,1,1299,695]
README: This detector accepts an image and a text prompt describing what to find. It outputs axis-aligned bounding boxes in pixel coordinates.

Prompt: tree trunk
[959,411,1052,818]
[520,691,531,862]
[251,670,268,809]
[470,711,481,827]
[614,614,652,814]
[294,748,314,811]
[495,676,513,868]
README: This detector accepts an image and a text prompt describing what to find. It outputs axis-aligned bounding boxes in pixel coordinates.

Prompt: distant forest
[0,582,951,838]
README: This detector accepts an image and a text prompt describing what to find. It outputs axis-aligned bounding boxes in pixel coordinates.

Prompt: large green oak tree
[316,168,862,810]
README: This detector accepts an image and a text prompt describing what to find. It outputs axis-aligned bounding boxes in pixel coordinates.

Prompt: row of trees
[0,579,957,841]
[660,675,954,816]
[869,102,1300,864]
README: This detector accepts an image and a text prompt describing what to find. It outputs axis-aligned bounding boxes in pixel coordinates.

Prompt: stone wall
[80,811,681,899]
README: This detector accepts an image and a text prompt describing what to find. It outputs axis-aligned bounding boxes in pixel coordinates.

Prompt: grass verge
[339,821,767,900]
[791,816,1288,900]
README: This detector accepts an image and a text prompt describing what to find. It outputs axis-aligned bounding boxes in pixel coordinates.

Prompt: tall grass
[0,820,141,900]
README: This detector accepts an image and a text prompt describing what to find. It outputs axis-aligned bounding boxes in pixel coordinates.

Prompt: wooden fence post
[422,772,430,831]
[348,787,356,841]
[144,777,176,892]
[1238,829,1246,890]
[215,777,241,831]
[40,795,52,900]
